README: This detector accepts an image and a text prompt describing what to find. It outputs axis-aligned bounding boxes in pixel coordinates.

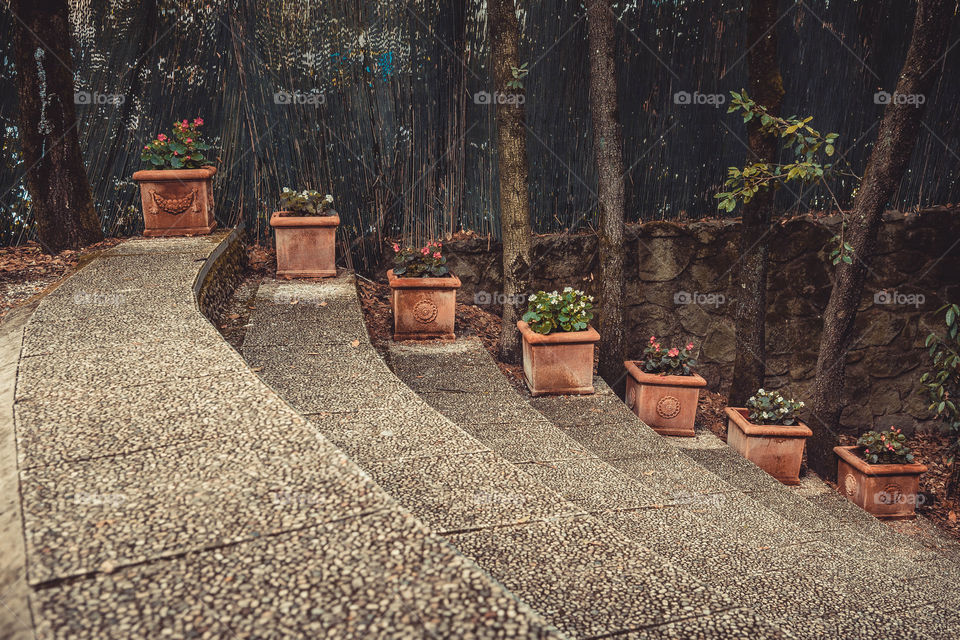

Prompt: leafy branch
[506,62,529,90]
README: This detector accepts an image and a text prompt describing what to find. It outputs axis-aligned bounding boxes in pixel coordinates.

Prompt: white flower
[325,194,334,203]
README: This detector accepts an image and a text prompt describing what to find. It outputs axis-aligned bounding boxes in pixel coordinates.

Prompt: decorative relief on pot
[149,189,197,216]
[656,395,681,419]
[626,385,636,409]
[843,473,858,497]
[878,483,904,505]
[413,299,439,324]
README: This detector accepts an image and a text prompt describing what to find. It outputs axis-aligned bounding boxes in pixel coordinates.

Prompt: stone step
[244,281,790,640]
[386,337,960,640]
[12,238,557,639]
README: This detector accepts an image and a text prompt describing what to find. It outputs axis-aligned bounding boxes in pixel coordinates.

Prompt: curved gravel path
[10,235,558,639]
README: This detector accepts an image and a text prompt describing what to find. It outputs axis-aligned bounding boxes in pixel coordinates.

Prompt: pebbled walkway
[388,337,960,640]
[245,279,788,639]
[11,235,558,639]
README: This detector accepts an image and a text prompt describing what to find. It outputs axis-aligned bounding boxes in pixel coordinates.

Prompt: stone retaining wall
[442,208,960,434]
[196,228,247,324]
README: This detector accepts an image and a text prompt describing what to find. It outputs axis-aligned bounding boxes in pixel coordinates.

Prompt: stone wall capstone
[442,208,960,434]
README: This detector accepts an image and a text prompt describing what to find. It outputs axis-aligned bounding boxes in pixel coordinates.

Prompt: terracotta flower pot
[132,166,217,237]
[270,212,340,278]
[624,361,706,436]
[388,269,461,340]
[518,321,599,396]
[834,445,927,519]
[725,407,812,485]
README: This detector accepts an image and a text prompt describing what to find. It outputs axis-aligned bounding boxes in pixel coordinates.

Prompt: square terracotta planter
[725,407,812,485]
[624,361,706,436]
[518,321,599,396]
[834,445,927,519]
[388,269,460,340]
[132,166,217,237]
[270,212,340,278]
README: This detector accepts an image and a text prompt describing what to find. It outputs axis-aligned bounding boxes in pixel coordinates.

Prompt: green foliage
[279,188,334,216]
[641,336,698,376]
[920,303,960,462]
[828,222,855,265]
[857,427,915,465]
[745,388,805,426]
[392,241,449,278]
[714,90,840,214]
[522,288,594,335]
[506,62,529,90]
[141,118,213,170]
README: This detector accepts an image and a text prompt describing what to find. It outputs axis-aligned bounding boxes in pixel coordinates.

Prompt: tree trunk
[489,0,532,364]
[586,0,627,393]
[11,0,102,253]
[808,0,952,479]
[727,0,784,407]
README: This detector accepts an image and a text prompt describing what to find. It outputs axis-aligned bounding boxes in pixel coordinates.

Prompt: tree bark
[489,0,532,364]
[586,0,627,393]
[727,0,784,407]
[11,0,102,253]
[808,0,952,479]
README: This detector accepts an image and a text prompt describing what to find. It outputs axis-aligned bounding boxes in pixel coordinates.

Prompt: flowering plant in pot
[725,389,812,485]
[133,118,218,237]
[835,427,927,519]
[517,288,599,396]
[624,337,706,436]
[270,188,339,278]
[388,241,460,340]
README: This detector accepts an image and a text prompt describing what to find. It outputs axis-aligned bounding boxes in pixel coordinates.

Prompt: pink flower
[654,343,661,351]
[182,119,188,126]
[668,348,679,357]
[649,336,656,344]
[392,243,400,252]
[194,118,203,126]
[143,145,149,150]
[433,252,442,259]
[185,138,193,144]
[420,247,429,256]
[173,151,179,156]
[157,134,167,141]
[686,342,694,351]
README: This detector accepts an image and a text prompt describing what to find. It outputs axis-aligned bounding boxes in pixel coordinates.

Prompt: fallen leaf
[251,366,263,372]
[319,301,328,307]
[227,313,240,320]
[290,299,299,305]
[350,339,360,347]
[949,511,957,522]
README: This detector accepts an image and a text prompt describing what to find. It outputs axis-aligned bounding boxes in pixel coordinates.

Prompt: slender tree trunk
[727,0,784,407]
[808,0,952,479]
[586,0,626,393]
[11,0,102,253]
[489,0,531,364]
